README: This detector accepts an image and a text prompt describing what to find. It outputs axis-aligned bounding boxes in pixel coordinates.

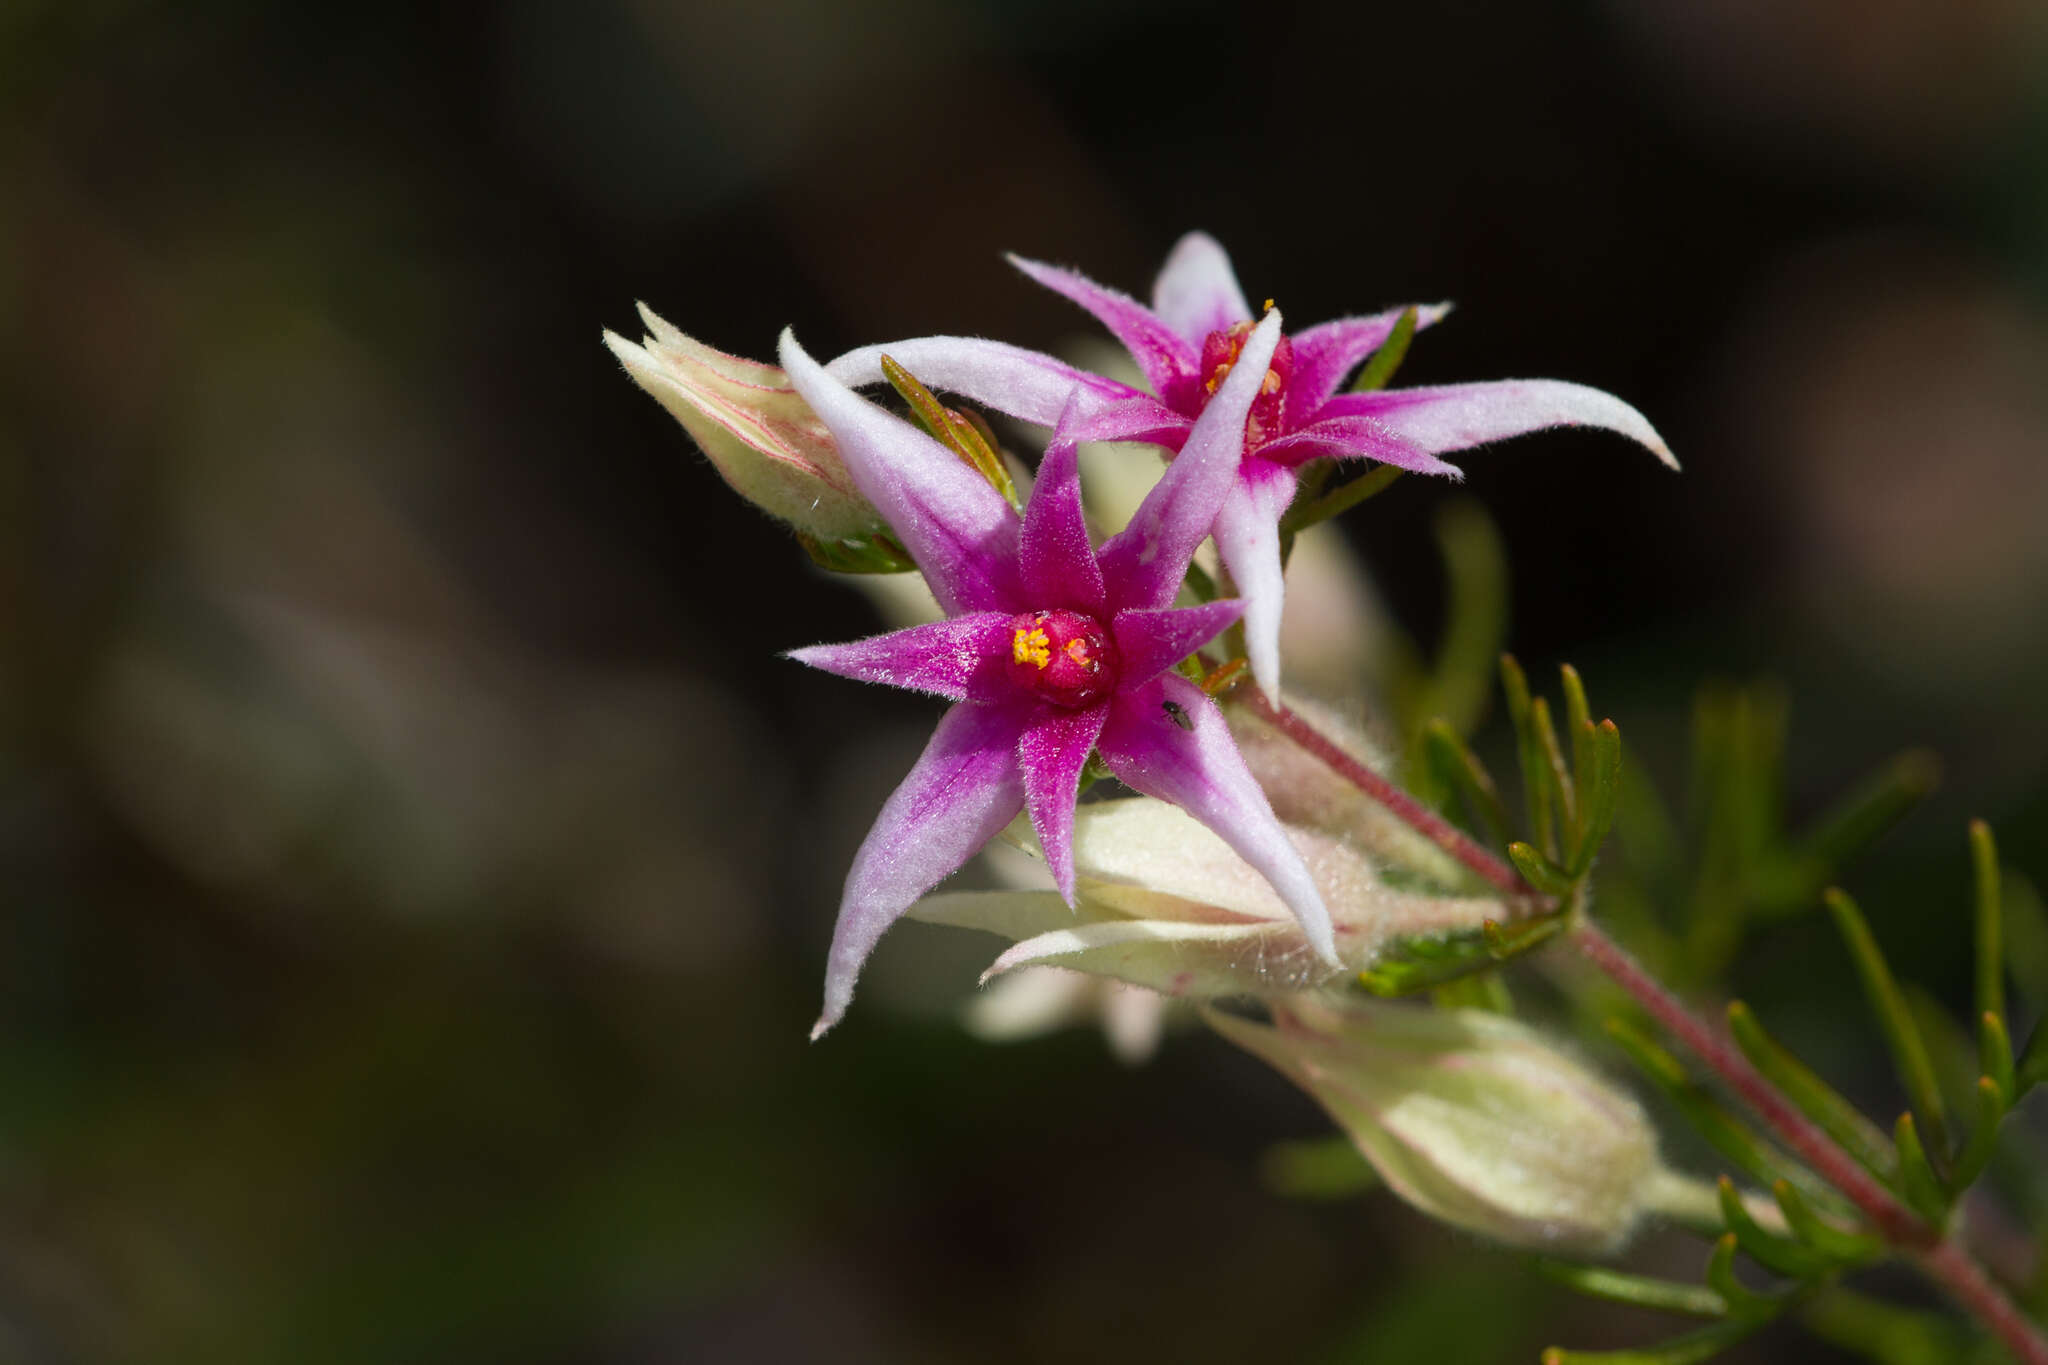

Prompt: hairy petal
[815,700,1030,1038]
[1096,673,1338,964]
[1151,232,1254,345]
[826,335,1141,427]
[1209,465,1295,702]
[1255,414,1461,474]
[1111,600,1244,686]
[1008,254,1202,411]
[986,919,1333,997]
[1323,380,1678,468]
[781,330,1023,614]
[1098,309,1284,610]
[1019,402,1107,614]
[787,613,1016,702]
[1018,703,1110,902]
[1285,303,1452,414]
[1056,395,1195,448]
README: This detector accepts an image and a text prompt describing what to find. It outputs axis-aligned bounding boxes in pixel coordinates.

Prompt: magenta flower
[827,233,1676,698]
[781,313,1336,1038]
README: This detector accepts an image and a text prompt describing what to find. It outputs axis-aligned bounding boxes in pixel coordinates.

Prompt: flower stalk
[1252,684,2048,1365]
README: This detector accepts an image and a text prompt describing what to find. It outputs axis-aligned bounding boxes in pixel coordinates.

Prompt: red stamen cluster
[1200,319,1294,448]
[1004,609,1117,708]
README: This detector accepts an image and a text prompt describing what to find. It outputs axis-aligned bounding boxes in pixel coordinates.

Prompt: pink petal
[1150,232,1253,345]
[1008,254,1203,412]
[1322,380,1677,468]
[1055,395,1195,448]
[1018,402,1106,614]
[1097,310,1284,611]
[825,335,1142,428]
[1096,674,1338,964]
[781,330,1024,614]
[1017,703,1110,903]
[1110,600,1244,685]
[1208,465,1296,702]
[1285,303,1452,414]
[788,613,1016,702]
[1255,415,1462,475]
[815,699,1031,1038]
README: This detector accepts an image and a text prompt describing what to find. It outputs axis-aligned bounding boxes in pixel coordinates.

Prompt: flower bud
[1210,999,1663,1254]
[604,306,881,540]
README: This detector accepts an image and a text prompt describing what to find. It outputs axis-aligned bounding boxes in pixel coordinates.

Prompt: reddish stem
[1254,693,2048,1363]
[1236,690,1529,897]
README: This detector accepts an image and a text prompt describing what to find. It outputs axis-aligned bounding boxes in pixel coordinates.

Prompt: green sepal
[1569,719,1623,878]
[1603,1018,1793,1193]
[1725,999,1895,1180]
[1540,1318,1765,1365]
[1507,841,1574,897]
[1258,1136,1380,1201]
[1949,1076,2006,1191]
[1276,464,1404,536]
[1531,1259,1727,1319]
[1769,1180,1881,1264]
[1716,1177,1831,1278]
[1423,719,1508,847]
[879,354,1020,510]
[796,530,918,574]
[1827,887,1950,1155]
[1351,304,1419,392]
[1891,1112,1950,1222]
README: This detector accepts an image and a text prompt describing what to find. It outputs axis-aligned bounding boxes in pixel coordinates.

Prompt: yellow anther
[1012,626,1051,669]
[1263,298,1275,313]
[1064,637,1097,669]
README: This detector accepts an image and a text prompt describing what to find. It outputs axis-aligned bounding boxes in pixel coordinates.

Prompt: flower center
[1004,609,1117,708]
[1199,318,1294,449]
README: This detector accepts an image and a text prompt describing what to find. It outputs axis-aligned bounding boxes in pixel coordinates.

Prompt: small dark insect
[1161,699,1193,731]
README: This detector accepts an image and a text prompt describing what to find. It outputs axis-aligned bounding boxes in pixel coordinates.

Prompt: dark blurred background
[4,1,2047,1361]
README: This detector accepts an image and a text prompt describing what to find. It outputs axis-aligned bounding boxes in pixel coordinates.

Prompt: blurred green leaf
[1827,888,1950,1155]
[1716,1176,1831,1278]
[1726,1000,1894,1181]
[1892,1113,1949,1221]
[1259,1136,1380,1201]
[1351,305,1419,393]
[1531,1259,1726,1319]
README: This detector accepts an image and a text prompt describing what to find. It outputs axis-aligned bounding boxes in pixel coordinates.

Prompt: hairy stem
[1235,690,1530,898]
[1254,692,2048,1364]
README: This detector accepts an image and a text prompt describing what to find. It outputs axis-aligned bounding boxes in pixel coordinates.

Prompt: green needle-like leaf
[1971,821,2011,1084]
[1717,1177,1831,1278]
[1794,751,1941,874]
[1562,663,1595,780]
[1950,1076,2006,1191]
[1507,841,1575,897]
[1570,720,1623,878]
[1541,1318,1765,1365]
[1827,887,1950,1155]
[2019,1020,2048,1099]
[1484,911,1569,959]
[1531,1259,1727,1319]
[1981,1013,2015,1110]
[1351,304,1418,392]
[1891,1112,1949,1222]
[1604,1019,1792,1192]
[1534,696,1579,853]
[1423,719,1508,846]
[1770,1180,1881,1263]
[1501,655,1555,857]
[1706,1233,1792,1321]
[1726,1000,1895,1180]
